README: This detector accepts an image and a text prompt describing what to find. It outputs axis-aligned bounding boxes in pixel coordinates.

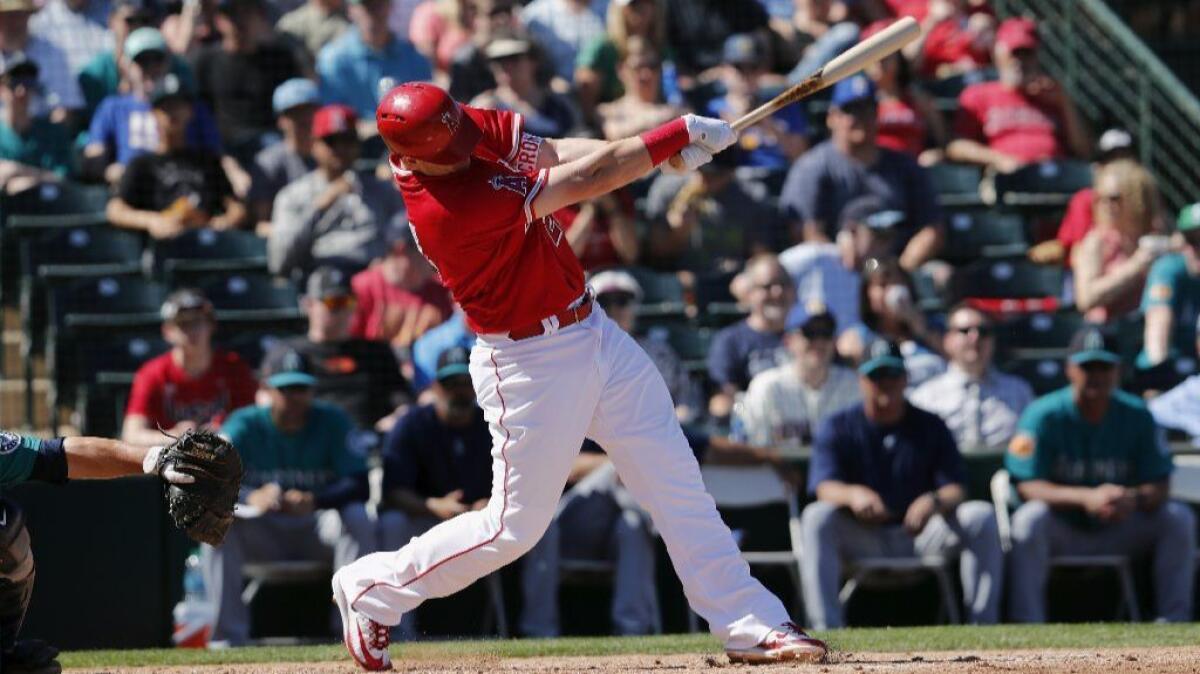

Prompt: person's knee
[800,500,841,539]
[1010,500,1051,544]
[1158,500,1197,542]
[957,500,1000,539]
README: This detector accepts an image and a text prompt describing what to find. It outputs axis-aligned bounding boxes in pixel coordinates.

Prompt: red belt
[507,294,594,340]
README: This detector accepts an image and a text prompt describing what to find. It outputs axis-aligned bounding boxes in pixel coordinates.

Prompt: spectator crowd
[9,0,1200,644]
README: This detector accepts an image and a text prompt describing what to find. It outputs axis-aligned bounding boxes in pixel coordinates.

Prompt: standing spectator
[905,0,993,79]
[519,0,604,84]
[707,254,795,417]
[575,0,674,126]
[1006,326,1196,623]
[106,74,245,239]
[247,78,319,230]
[122,289,258,446]
[317,0,432,120]
[645,148,784,272]
[706,33,808,170]
[191,0,304,156]
[911,304,1033,453]
[1149,314,1200,446]
[471,37,577,138]
[663,0,768,76]
[839,257,944,388]
[778,195,901,333]
[787,0,860,83]
[1140,203,1200,368]
[740,307,860,451]
[270,104,406,280]
[1071,159,1165,323]
[407,0,472,76]
[205,346,374,646]
[0,0,84,113]
[861,19,945,162]
[0,56,73,188]
[272,267,409,432]
[446,0,519,103]
[276,0,349,56]
[780,75,944,270]
[946,17,1090,172]
[559,191,639,270]
[29,0,111,86]
[84,27,221,185]
[800,340,1004,629]
[350,224,453,351]
[595,37,679,140]
[77,0,196,123]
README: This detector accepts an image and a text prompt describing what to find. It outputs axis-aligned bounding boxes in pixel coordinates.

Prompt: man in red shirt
[349,224,454,350]
[122,289,258,446]
[946,17,1090,172]
[331,82,827,670]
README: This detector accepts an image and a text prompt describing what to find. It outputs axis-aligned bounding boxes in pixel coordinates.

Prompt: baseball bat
[668,16,921,169]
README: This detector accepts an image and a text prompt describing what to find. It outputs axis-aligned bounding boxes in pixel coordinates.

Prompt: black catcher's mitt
[151,429,243,546]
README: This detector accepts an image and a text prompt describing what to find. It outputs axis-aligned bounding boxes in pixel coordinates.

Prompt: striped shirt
[740,363,861,451]
[910,365,1034,453]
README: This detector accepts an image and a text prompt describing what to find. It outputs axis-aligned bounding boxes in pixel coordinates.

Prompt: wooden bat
[669,16,921,169]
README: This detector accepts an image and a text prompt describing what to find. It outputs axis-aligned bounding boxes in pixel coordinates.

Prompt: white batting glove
[660,144,714,174]
[682,114,737,154]
[143,445,195,485]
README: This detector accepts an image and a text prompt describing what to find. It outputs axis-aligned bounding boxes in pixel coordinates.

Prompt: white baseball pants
[336,307,790,648]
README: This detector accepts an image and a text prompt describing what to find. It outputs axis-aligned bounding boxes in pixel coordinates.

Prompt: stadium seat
[999,356,1068,395]
[76,334,170,436]
[951,258,1065,309]
[941,210,1029,264]
[922,67,997,101]
[198,273,304,332]
[692,269,747,327]
[220,330,291,371]
[989,470,1140,621]
[151,228,268,286]
[642,322,715,374]
[990,160,1093,209]
[994,310,1084,360]
[926,163,985,208]
[625,267,687,321]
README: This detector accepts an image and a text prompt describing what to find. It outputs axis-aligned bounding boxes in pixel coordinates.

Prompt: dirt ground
[63,646,1200,674]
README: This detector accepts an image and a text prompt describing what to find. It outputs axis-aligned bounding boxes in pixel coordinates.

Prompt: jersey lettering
[542,214,564,247]
[489,174,528,197]
[512,133,542,173]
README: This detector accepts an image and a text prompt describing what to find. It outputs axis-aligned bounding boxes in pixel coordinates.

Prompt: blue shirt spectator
[707,319,787,394]
[29,0,111,87]
[809,401,965,519]
[410,309,472,392]
[706,93,807,171]
[520,0,605,83]
[88,93,221,165]
[1140,205,1200,367]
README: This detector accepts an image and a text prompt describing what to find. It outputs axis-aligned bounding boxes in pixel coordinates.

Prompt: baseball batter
[331,82,828,670]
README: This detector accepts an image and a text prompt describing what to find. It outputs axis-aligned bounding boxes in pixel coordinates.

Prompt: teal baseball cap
[261,347,317,389]
[125,27,167,61]
[435,346,471,381]
[1067,325,1120,365]
[1177,203,1200,233]
[858,339,906,378]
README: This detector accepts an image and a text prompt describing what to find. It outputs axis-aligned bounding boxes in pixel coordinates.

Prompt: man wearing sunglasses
[1140,203,1200,370]
[801,339,1003,629]
[911,304,1033,454]
[1007,326,1195,623]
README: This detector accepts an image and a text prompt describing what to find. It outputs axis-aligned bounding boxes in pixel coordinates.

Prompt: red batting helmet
[376,82,482,164]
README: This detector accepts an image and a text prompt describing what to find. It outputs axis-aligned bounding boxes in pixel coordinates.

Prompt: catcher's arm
[63,436,151,479]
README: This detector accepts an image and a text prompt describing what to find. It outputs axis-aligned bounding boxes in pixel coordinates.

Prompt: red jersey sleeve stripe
[505,113,524,164]
[523,168,548,225]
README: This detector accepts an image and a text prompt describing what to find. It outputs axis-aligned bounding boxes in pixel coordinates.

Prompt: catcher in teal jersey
[0,429,241,673]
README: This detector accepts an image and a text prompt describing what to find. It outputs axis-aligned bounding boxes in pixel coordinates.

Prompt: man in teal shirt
[1007,326,1195,622]
[204,347,374,646]
[0,57,73,190]
[1140,203,1200,369]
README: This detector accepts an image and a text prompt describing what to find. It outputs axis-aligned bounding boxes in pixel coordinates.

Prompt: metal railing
[992,0,1200,211]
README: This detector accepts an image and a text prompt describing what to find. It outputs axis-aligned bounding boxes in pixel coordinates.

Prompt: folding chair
[989,469,1140,621]
[151,228,268,286]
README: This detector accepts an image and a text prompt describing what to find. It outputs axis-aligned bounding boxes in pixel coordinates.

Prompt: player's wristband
[639,117,690,167]
[30,437,67,484]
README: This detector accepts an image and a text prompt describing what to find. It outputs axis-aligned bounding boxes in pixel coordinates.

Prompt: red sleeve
[920,21,954,78]
[953,85,986,142]
[463,105,543,173]
[1056,188,1095,251]
[349,270,373,338]
[125,359,163,420]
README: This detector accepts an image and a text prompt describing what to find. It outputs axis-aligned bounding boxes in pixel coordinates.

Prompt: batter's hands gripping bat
[668,16,921,170]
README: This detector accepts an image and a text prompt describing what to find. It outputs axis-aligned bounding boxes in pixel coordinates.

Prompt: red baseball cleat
[332,574,392,671]
[725,622,828,664]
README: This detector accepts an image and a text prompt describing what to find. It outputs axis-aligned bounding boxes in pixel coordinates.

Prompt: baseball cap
[1097,128,1134,161]
[312,104,358,140]
[996,17,1039,52]
[1177,203,1200,233]
[272,78,320,116]
[722,33,766,67]
[306,266,351,300]
[830,74,877,109]
[436,345,472,381]
[0,55,37,81]
[839,195,904,233]
[125,27,168,61]
[786,301,836,337]
[160,288,214,322]
[589,270,643,302]
[1067,325,1120,365]
[261,347,317,389]
[148,73,192,107]
[858,339,906,378]
[484,38,532,61]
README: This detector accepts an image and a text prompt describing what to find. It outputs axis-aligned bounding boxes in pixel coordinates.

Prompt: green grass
[59,623,1200,668]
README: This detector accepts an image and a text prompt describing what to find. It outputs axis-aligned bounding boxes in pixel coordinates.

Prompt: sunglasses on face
[801,327,835,340]
[171,316,212,331]
[951,324,994,338]
[134,51,168,68]
[868,369,905,382]
[320,295,356,311]
[755,280,790,292]
[1079,361,1117,374]
[598,293,636,310]
[276,384,313,394]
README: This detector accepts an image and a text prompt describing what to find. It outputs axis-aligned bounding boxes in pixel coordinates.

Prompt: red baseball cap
[312,104,358,139]
[996,17,1039,52]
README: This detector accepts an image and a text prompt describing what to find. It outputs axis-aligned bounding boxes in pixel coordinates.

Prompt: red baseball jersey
[919,18,991,79]
[954,81,1065,163]
[390,107,586,335]
[125,350,258,428]
[876,96,926,157]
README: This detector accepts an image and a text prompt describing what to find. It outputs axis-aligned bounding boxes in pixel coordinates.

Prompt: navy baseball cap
[830,74,877,109]
[272,78,320,115]
[859,339,906,378]
[305,266,351,300]
[1067,326,1120,365]
[839,194,905,233]
[261,347,317,388]
[436,346,471,381]
[785,301,836,336]
[148,73,192,107]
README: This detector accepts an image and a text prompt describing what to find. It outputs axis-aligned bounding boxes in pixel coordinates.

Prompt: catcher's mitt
[149,429,243,546]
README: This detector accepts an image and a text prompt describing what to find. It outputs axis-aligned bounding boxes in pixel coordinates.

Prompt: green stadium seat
[76,334,170,436]
[927,163,984,207]
[642,322,715,374]
[625,267,687,320]
[992,160,1092,210]
[952,258,1065,302]
[693,269,747,328]
[199,273,305,332]
[151,228,268,286]
[942,210,1029,264]
[994,310,1084,360]
[999,356,1068,395]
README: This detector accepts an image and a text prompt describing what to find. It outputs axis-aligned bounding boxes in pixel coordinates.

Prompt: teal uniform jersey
[220,402,366,492]
[0,430,43,490]
[1139,253,1200,367]
[1006,387,1173,488]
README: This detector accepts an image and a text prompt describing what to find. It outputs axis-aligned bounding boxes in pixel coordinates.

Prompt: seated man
[349,224,453,351]
[1007,327,1196,623]
[1139,203,1200,369]
[206,347,374,646]
[800,340,1003,629]
[247,78,319,232]
[911,303,1033,453]
[1150,314,1200,446]
[122,289,258,446]
[0,56,73,192]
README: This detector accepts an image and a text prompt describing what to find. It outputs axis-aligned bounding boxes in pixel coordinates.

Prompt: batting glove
[660,144,714,174]
[682,114,737,154]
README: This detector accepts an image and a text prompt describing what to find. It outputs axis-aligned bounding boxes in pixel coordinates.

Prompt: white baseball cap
[589,270,643,301]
